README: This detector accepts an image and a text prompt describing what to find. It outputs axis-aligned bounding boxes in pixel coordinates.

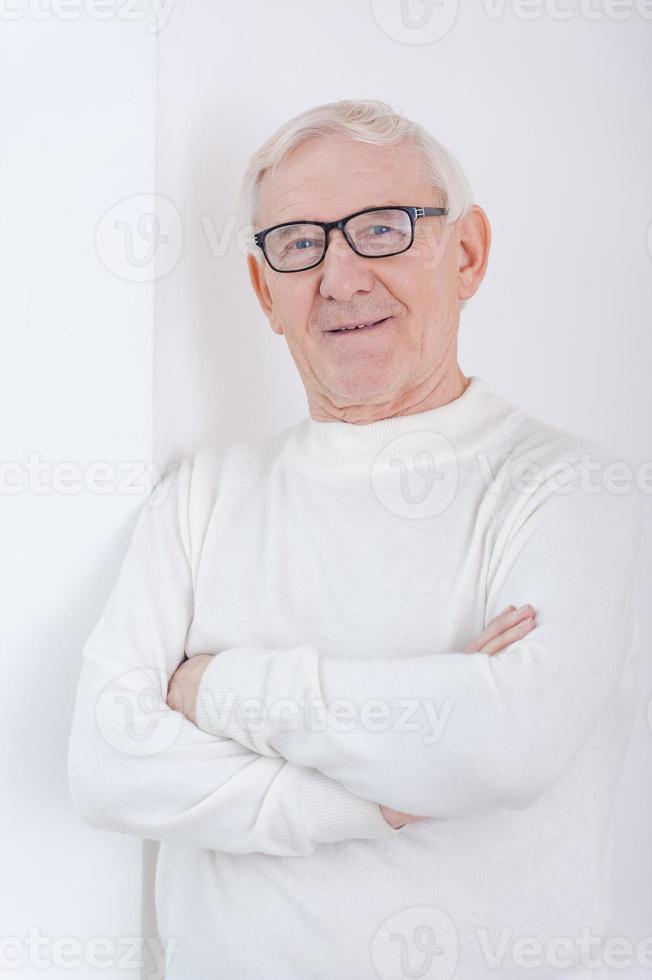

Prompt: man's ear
[247,253,273,315]
[247,253,285,336]
[457,205,491,302]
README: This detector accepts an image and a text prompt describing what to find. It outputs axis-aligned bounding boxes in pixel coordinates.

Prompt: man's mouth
[328,316,393,334]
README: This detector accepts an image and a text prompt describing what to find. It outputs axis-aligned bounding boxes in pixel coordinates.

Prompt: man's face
[248,134,488,419]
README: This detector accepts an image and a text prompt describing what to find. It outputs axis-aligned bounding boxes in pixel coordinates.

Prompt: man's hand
[379,805,426,829]
[379,603,537,828]
[464,603,536,655]
[166,653,214,725]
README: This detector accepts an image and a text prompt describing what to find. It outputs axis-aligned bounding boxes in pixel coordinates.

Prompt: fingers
[482,608,536,656]
[465,604,531,653]
[379,805,420,829]
[466,602,534,653]
[469,604,517,649]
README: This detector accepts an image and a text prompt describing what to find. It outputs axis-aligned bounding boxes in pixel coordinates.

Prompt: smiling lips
[328,316,392,334]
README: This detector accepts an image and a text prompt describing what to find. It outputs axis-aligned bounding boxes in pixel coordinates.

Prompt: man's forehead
[257,137,427,225]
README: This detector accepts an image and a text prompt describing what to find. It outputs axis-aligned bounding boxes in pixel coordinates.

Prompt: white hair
[237,98,474,261]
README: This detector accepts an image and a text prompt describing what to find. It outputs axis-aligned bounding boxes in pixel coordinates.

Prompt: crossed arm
[167,603,538,828]
[67,451,643,854]
[173,455,643,819]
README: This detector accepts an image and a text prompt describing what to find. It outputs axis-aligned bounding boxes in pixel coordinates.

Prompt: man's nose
[318,228,375,302]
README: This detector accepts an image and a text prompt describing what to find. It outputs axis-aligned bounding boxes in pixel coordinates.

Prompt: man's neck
[307,368,471,424]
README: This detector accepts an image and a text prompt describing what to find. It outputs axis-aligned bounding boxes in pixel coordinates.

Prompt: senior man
[68,99,643,979]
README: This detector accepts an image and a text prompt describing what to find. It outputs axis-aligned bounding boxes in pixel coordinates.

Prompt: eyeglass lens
[264,208,412,271]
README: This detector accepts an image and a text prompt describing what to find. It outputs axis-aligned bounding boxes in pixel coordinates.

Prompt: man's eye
[280,238,316,253]
[370,225,392,236]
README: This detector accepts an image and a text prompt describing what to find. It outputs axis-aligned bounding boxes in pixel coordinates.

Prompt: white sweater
[67,375,644,979]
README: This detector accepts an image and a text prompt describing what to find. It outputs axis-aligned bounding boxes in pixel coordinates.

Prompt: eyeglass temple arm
[416,207,449,218]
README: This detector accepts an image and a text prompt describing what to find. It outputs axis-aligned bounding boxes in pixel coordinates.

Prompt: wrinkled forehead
[256,134,432,228]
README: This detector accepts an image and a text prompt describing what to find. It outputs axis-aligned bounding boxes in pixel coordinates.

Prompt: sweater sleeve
[66,454,399,855]
[194,456,645,818]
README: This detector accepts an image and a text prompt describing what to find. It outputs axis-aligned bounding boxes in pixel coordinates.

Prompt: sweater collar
[284,375,495,477]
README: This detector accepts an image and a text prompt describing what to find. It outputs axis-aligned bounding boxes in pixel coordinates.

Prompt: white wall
[0,9,159,980]
[2,2,649,979]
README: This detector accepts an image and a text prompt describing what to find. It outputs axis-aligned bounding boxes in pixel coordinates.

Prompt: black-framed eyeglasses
[253,204,449,273]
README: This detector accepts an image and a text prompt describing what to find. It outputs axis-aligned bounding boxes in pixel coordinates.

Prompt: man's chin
[318,374,403,415]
